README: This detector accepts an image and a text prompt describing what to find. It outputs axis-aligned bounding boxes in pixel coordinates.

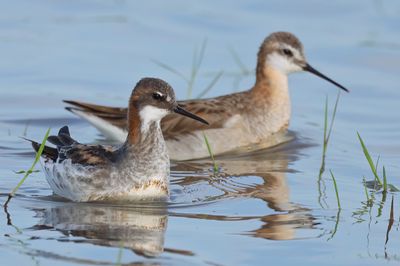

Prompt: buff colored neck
[251,66,289,104]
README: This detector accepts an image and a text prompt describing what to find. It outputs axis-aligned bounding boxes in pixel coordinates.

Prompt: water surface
[1,1,400,265]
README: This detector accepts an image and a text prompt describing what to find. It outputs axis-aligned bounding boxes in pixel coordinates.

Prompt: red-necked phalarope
[29,78,208,202]
[64,32,349,160]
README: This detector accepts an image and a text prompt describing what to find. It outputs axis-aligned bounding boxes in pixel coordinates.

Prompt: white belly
[42,158,169,202]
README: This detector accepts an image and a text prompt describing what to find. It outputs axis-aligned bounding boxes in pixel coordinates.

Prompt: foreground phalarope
[64,32,349,160]
[29,78,208,202]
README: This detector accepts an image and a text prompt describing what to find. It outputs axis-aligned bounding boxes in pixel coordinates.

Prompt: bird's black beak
[174,105,209,125]
[303,63,349,92]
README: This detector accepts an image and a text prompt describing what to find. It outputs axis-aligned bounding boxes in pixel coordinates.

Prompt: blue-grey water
[1,1,400,265]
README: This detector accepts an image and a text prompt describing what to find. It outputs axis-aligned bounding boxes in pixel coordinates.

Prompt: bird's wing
[64,100,128,129]
[60,144,116,166]
[30,126,116,166]
[161,92,248,139]
[64,91,248,140]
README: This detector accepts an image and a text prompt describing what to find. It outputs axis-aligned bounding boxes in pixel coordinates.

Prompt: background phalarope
[64,32,349,160]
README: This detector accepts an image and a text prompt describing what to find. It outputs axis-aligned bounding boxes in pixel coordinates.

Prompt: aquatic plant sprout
[4,128,50,207]
[203,132,219,174]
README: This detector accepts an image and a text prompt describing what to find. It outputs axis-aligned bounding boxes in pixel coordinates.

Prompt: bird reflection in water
[33,203,168,258]
[172,138,317,241]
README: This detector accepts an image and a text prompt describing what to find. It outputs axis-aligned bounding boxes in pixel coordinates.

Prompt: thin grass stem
[326,91,341,142]
[383,166,388,193]
[203,132,218,174]
[4,128,50,207]
[357,132,382,186]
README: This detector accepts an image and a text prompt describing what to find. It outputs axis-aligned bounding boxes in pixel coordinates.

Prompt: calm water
[1,1,400,265]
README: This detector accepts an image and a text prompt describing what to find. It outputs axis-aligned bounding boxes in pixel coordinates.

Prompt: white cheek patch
[140,106,169,133]
[267,52,302,74]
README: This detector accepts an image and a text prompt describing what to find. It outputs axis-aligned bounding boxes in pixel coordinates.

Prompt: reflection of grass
[382,166,388,193]
[5,235,41,266]
[327,169,341,241]
[152,39,223,99]
[22,120,31,137]
[4,128,50,207]
[363,177,370,202]
[330,170,341,209]
[203,132,218,174]
[327,170,341,241]
[352,188,374,224]
[385,195,394,246]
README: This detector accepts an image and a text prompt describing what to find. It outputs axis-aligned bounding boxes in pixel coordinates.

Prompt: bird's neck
[129,122,165,153]
[124,115,168,166]
[127,109,165,149]
[127,105,142,145]
[251,66,289,102]
[118,119,169,192]
[248,65,291,136]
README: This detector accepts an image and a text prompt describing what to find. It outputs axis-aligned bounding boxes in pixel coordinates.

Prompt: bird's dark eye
[152,92,164,101]
[282,48,293,57]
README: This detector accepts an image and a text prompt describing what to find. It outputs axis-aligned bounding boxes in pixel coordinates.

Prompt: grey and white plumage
[29,78,208,202]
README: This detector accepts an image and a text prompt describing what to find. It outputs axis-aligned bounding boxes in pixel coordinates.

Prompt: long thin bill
[303,63,349,92]
[174,105,209,125]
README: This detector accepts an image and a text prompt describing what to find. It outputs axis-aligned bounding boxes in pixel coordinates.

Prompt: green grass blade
[6,128,50,205]
[203,132,218,174]
[318,97,329,177]
[196,71,223,99]
[323,96,328,146]
[383,166,388,193]
[13,170,26,174]
[330,170,341,209]
[357,132,382,186]
[326,91,341,143]
[375,155,380,171]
